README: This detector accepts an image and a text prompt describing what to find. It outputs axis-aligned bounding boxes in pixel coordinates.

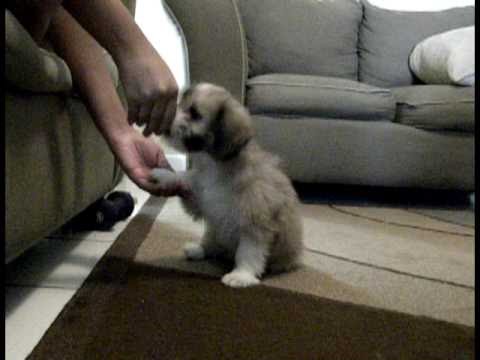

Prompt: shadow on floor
[294,183,473,210]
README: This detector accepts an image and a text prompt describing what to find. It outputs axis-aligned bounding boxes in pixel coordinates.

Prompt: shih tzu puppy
[153,83,303,288]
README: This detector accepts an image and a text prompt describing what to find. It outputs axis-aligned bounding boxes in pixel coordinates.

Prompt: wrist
[106,122,135,145]
[97,112,133,149]
[115,43,159,73]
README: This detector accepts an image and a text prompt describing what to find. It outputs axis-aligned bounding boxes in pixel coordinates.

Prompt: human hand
[150,168,193,199]
[118,52,178,137]
[111,129,188,197]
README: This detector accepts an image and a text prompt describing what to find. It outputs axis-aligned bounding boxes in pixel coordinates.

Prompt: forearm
[62,0,156,67]
[48,6,130,145]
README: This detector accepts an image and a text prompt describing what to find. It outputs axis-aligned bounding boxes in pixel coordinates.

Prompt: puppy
[158,83,303,287]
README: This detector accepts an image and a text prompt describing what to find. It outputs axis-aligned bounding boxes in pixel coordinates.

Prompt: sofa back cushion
[358,1,474,87]
[237,0,362,80]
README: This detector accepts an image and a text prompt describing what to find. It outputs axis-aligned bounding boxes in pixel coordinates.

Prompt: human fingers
[147,99,174,136]
[143,98,167,137]
[155,149,174,172]
[141,176,185,197]
[138,102,154,128]
[157,96,177,135]
[147,81,178,136]
[127,103,140,125]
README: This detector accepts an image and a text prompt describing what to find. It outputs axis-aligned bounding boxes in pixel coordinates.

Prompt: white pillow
[409,26,475,86]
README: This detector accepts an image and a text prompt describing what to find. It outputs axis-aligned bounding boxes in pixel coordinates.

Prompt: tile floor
[5,152,186,360]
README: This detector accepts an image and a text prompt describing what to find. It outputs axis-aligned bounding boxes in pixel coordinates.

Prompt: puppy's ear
[210,98,253,160]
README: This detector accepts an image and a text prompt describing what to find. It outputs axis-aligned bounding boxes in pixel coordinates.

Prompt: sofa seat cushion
[246,74,396,121]
[392,85,474,132]
[237,0,362,80]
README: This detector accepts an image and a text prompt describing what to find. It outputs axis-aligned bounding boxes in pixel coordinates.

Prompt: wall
[135,0,187,90]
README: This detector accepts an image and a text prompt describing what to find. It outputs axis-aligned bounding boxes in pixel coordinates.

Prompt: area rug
[28,195,474,359]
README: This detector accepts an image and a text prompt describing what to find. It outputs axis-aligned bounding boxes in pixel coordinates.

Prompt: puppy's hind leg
[221,233,270,288]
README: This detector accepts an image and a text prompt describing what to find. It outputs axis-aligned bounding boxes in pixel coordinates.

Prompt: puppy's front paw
[151,168,179,188]
[221,270,260,288]
[184,242,205,260]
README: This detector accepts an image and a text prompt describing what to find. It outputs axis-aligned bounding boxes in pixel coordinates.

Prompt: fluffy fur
[161,83,303,287]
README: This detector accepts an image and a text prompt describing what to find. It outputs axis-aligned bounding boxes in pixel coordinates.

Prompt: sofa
[4,0,136,263]
[163,0,474,190]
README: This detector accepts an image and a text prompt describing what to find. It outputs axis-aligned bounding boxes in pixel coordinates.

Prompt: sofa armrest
[163,0,248,103]
[5,10,73,93]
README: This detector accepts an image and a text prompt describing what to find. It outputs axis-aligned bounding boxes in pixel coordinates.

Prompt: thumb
[155,149,174,172]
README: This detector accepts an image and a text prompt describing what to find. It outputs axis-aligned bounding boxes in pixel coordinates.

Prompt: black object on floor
[67,191,135,231]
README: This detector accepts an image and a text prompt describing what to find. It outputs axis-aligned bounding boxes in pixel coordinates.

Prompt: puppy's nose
[178,124,188,134]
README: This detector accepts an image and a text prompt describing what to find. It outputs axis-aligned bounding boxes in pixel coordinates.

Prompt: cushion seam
[248,81,392,95]
[250,111,392,121]
[395,120,473,132]
[396,100,474,106]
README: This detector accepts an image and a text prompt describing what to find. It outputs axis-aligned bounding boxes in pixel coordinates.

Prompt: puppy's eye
[190,106,202,121]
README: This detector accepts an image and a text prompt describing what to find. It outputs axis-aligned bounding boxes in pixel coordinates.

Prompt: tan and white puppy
[156,83,303,287]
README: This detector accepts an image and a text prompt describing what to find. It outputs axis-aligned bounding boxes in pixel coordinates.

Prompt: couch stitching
[248,81,392,95]
[397,100,474,106]
[250,111,392,121]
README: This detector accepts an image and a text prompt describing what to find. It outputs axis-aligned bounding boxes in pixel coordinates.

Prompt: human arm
[47,6,186,196]
[62,0,178,136]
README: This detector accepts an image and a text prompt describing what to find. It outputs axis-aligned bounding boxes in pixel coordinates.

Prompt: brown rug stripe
[28,196,474,360]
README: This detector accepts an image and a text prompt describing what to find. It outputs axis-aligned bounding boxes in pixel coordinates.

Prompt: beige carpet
[136,197,474,326]
[28,195,474,359]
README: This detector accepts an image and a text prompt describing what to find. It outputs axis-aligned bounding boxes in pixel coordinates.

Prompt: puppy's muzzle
[183,134,206,152]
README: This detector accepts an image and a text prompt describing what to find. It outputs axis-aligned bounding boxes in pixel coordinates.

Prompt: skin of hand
[47,6,188,197]
[119,54,179,137]
[63,0,179,137]
[109,130,190,197]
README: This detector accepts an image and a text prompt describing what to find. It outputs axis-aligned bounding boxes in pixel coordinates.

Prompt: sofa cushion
[409,26,475,86]
[358,1,474,88]
[5,10,119,93]
[246,74,396,121]
[392,85,474,132]
[237,0,362,80]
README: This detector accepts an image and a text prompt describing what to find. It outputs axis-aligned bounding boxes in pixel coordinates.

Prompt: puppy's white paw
[184,242,205,260]
[151,168,178,188]
[221,270,260,288]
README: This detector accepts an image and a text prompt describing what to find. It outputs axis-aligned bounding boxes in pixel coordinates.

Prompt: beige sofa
[5,0,136,263]
[164,0,474,191]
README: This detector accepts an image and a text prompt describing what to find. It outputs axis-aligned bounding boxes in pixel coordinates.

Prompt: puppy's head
[166,83,253,160]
